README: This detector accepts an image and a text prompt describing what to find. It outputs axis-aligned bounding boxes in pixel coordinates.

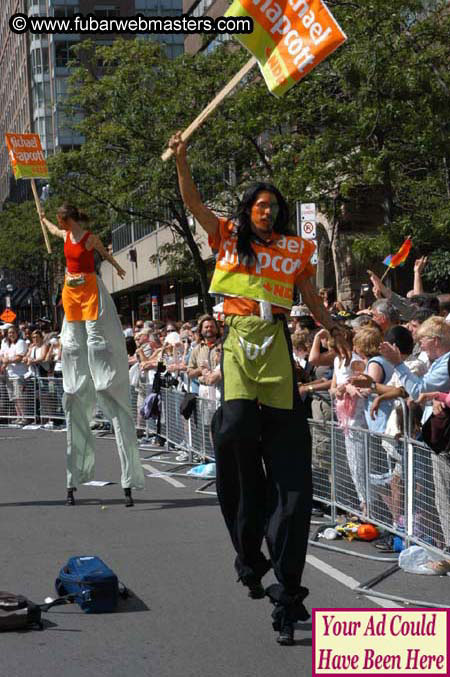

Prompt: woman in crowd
[40,204,144,506]
[25,329,52,425]
[1,326,28,424]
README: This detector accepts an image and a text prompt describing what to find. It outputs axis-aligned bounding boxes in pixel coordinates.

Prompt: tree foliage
[3,0,448,306]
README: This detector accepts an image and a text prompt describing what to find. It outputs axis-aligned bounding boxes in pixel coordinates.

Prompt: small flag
[383,238,412,268]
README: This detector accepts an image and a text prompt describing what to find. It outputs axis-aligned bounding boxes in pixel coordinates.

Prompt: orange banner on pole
[225,0,347,96]
[5,133,49,179]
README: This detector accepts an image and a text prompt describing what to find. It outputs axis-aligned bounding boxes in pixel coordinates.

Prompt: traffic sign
[301,220,316,239]
[301,203,316,221]
[1,308,16,323]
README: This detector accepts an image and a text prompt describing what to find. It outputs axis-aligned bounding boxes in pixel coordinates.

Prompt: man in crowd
[187,315,222,395]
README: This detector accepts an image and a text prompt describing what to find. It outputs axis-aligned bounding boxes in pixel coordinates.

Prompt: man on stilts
[169,132,350,645]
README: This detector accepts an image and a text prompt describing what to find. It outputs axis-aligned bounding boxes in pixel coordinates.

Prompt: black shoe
[277,621,295,646]
[236,558,271,599]
[245,576,266,600]
[374,534,395,552]
[124,488,134,507]
[267,584,310,645]
[66,488,76,506]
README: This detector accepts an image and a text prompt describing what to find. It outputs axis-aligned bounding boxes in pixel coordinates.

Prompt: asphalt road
[0,429,447,677]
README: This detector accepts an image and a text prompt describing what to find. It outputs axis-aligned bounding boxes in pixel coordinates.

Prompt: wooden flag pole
[161,57,257,162]
[380,267,391,283]
[31,179,52,254]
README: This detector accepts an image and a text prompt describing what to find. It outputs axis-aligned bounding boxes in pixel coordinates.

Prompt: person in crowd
[24,329,52,425]
[125,335,137,363]
[291,330,314,382]
[438,295,450,319]
[308,327,336,370]
[1,326,28,425]
[169,131,350,645]
[364,326,415,538]
[329,326,368,512]
[377,316,450,553]
[40,204,144,507]
[368,266,439,322]
[0,326,11,420]
[187,315,222,397]
[353,325,395,434]
[370,299,400,334]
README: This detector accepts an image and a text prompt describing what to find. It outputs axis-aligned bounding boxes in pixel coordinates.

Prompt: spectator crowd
[1,258,450,551]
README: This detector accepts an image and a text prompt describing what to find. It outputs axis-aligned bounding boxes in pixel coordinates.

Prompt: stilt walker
[41,204,145,507]
[168,132,350,645]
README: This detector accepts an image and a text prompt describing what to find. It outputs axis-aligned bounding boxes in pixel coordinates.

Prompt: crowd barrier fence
[0,377,448,559]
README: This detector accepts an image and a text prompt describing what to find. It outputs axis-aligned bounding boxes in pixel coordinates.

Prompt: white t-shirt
[334,352,365,385]
[5,339,28,379]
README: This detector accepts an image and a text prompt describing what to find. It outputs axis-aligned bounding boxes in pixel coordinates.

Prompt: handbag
[0,591,70,632]
[55,556,128,614]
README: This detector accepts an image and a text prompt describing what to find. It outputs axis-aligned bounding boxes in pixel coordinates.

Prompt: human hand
[414,256,427,274]
[334,384,346,400]
[116,266,126,279]
[370,396,381,420]
[168,131,187,160]
[315,328,329,341]
[379,341,402,366]
[349,373,373,388]
[416,391,440,405]
[433,400,445,416]
[367,270,391,300]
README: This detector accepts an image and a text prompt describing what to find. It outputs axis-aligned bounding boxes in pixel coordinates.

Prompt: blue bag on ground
[55,556,120,613]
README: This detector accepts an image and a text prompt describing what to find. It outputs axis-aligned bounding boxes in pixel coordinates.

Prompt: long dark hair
[233,182,291,266]
[57,203,89,224]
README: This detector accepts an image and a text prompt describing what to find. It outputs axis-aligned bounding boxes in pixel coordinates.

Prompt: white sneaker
[175,451,189,462]
[42,422,54,429]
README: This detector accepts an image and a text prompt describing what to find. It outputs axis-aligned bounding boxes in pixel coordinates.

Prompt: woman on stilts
[41,204,145,507]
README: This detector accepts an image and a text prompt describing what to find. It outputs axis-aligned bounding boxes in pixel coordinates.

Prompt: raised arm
[87,234,125,279]
[413,257,427,295]
[168,131,219,237]
[297,276,351,361]
[40,211,65,239]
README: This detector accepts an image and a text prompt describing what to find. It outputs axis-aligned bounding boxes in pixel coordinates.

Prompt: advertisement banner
[225,0,347,96]
[5,133,49,179]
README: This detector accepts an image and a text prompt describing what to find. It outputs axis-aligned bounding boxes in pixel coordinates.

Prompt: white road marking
[142,463,185,488]
[306,554,402,608]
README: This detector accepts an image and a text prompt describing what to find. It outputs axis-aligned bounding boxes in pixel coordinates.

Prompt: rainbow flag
[383,238,412,268]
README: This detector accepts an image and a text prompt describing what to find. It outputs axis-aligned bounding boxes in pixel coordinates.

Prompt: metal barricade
[4,373,449,560]
[408,437,449,554]
[0,374,37,425]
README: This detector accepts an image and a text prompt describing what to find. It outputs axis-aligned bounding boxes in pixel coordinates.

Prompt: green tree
[265,0,450,299]
[0,198,65,320]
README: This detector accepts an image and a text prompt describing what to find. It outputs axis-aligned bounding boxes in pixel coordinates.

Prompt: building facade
[0,0,33,205]
[0,0,184,208]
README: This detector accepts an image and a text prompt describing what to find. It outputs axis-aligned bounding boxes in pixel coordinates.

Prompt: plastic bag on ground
[399,545,450,575]
[186,463,216,478]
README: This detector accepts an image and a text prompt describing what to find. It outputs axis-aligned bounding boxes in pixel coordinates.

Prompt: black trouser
[212,396,312,594]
